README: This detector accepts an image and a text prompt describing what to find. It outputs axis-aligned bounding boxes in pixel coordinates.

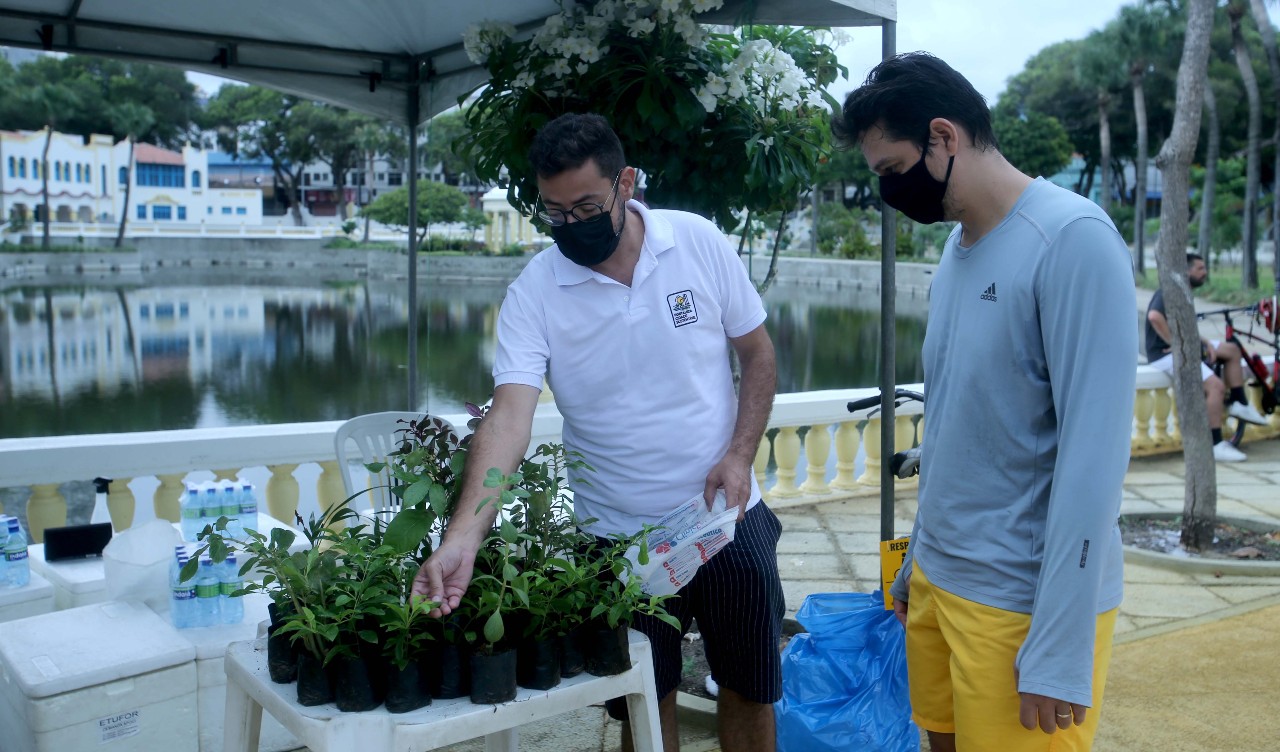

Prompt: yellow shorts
[906,561,1118,752]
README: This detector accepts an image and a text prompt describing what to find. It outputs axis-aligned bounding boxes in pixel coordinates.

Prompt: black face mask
[879,151,954,225]
[551,205,626,267]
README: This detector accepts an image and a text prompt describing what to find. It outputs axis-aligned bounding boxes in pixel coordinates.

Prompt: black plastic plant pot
[267,605,298,684]
[559,630,585,679]
[295,652,333,707]
[583,624,631,677]
[333,655,382,712]
[385,662,432,714]
[517,637,562,690]
[469,648,518,704]
[432,642,471,699]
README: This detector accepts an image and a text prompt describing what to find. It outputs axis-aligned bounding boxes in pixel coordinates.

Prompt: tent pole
[406,75,420,410]
[879,20,897,544]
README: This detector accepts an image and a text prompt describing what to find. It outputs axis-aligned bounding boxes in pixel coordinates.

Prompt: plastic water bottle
[220,481,241,534]
[238,482,258,533]
[4,518,30,588]
[180,484,202,542]
[170,552,197,629]
[0,516,9,587]
[220,554,244,624]
[201,483,222,529]
[195,557,220,627]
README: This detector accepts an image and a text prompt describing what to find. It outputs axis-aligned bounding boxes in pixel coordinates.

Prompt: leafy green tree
[421,109,477,185]
[306,105,371,222]
[360,180,467,248]
[991,108,1074,179]
[204,85,318,225]
[354,121,407,241]
[461,207,489,244]
[108,103,156,248]
[1228,1,1263,290]
[814,146,878,209]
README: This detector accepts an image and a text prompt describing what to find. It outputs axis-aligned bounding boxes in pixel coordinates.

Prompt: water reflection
[0,278,926,438]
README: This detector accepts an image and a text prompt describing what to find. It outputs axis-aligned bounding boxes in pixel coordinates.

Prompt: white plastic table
[222,629,663,752]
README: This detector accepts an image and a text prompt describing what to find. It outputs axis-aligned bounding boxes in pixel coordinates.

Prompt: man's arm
[703,324,776,517]
[411,383,540,614]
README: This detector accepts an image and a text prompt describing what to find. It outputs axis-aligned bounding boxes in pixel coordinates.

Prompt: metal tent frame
[0,0,902,541]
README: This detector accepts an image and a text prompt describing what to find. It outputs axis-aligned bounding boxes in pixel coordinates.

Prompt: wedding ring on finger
[1056,712,1072,719]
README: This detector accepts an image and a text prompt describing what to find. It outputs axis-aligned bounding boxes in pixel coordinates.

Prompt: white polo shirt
[493,200,767,536]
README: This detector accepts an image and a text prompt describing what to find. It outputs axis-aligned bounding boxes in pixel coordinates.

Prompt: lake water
[0,271,928,439]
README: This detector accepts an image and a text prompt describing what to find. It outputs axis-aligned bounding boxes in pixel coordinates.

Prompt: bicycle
[847,388,925,480]
[1195,299,1279,446]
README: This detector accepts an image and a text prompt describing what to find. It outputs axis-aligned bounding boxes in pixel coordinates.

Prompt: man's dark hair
[833,52,999,152]
[528,113,626,180]
[1186,253,1204,266]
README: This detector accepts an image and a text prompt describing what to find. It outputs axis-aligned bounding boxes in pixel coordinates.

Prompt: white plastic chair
[332,411,458,524]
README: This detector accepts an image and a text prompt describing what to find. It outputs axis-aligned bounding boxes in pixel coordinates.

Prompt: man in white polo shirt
[413,113,781,752]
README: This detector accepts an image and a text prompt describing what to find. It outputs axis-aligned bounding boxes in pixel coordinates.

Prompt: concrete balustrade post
[1153,388,1174,446]
[107,477,135,531]
[154,473,185,522]
[799,424,832,495]
[27,483,67,544]
[1168,398,1181,445]
[753,436,771,500]
[213,468,240,482]
[857,418,882,486]
[771,427,802,498]
[1133,389,1155,451]
[265,464,301,526]
[830,420,862,491]
[317,461,350,531]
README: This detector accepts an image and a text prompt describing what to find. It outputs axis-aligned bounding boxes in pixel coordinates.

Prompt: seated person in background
[1145,252,1268,462]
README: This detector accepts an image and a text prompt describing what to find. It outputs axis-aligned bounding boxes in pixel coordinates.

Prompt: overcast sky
[188,0,1280,106]
[834,0,1280,106]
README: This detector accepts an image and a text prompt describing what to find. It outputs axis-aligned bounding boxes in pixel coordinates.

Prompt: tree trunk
[1198,85,1220,259]
[362,151,374,242]
[1231,4,1262,289]
[1154,0,1217,551]
[115,139,134,248]
[1132,70,1149,278]
[757,211,788,296]
[41,128,52,249]
[288,167,306,226]
[1248,0,1280,294]
[1098,95,1113,217]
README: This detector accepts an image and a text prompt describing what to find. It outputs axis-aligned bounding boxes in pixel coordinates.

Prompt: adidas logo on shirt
[980,283,997,302]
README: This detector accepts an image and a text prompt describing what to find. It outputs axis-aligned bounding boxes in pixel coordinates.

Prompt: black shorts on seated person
[594,501,785,721]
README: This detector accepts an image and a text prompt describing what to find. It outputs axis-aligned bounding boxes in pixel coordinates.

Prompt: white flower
[580,45,604,64]
[546,58,572,78]
[759,136,775,153]
[512,70,536,90]
[627,17,656,37]
[690,0,723,11]
[674,15,704,45]
[695,86,718,113]
[463,21,516,65]
[577,62,590,75]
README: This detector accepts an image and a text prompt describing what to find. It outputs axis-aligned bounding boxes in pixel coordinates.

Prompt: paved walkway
[433,438,1280,752]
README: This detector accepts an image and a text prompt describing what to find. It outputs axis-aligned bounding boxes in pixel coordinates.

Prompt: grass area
[0,241,134,254]
[1138,265,1278,306]
[322,237,402,251]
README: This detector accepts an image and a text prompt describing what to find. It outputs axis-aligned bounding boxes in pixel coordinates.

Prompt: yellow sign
[879,536,910,611]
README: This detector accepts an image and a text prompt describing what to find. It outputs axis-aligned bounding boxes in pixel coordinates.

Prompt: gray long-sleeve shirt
[890,178,1136,707]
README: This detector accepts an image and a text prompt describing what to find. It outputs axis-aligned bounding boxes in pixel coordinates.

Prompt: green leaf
[483,610,505,644]
[403,479,431,507]
[383,508,434,554]
[499,518,518,545]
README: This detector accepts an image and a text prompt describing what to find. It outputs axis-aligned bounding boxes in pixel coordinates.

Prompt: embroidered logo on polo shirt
[667,290,698,327]
[980,283,997,302]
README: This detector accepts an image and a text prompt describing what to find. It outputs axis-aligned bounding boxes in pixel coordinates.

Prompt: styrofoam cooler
[154,592,300,752]
[0,570,55,623]
[0,600,197,752]
[27,543,108,610]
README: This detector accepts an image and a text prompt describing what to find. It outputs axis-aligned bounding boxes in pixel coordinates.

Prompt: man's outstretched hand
[411,541,477,618]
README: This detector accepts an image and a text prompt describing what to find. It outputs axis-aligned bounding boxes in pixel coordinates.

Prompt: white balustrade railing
[2,364,1277,543]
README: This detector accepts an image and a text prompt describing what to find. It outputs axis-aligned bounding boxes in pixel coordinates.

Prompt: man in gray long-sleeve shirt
[835,53,1135,752]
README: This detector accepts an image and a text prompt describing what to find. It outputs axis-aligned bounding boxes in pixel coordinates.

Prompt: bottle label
[172,587,196,601]
[239,502,257,515]
[196,583,220,598]
[181,507,201,520]
[220,581,241,596]
[6,549,28,563]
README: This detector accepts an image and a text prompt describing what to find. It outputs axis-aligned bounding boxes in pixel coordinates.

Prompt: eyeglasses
[535,169,622,227]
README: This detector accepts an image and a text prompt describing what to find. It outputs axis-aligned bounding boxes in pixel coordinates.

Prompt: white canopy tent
[0,0,906,540]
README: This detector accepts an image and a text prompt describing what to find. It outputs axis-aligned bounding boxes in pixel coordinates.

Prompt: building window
[101,165,107,194]
[153,205,172,220]
[33,161,40,179]
[192,170,201,188]
[221,206,232,215]
[304,173,311,186]
[54,162,62,181]
[388,172,402,186]
[207,206,213,215]
[136,164,185,188]
[137,204,146,220]
[178,206,187,220]
[7,156,14,177]
[140,304,150,319]
[84,163,90,182]
[235,207,247,215]
[19,158,26,178]
[74,164,81,182]
[119,166,128,184]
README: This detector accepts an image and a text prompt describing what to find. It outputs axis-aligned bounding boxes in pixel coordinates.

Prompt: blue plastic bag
[775,591,919,752]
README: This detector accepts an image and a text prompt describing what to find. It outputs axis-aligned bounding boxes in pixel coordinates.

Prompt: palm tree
[21,84,80,249]
[354,121,406,242]
[1116,4,1168,277]
[1198,82,1221,259]
[108,103,155,248]
[1229,1,1262,289]
[1247,0,1280,294]
[1077,30,1125,219]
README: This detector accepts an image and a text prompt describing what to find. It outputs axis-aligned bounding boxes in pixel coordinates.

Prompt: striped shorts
[604,501,785,719]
